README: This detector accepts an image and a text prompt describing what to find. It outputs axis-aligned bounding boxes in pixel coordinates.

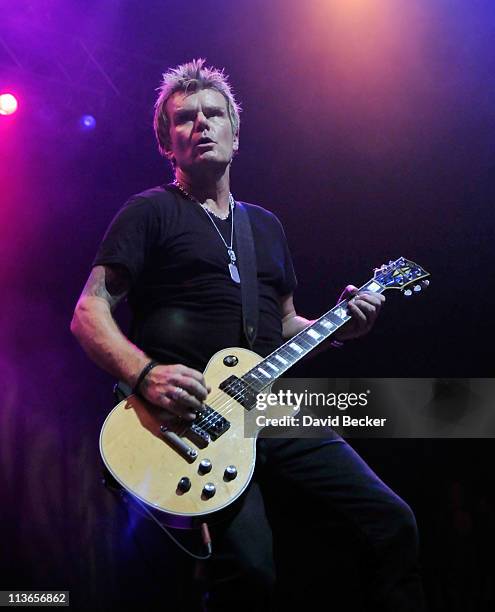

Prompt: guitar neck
[241,278,386,393]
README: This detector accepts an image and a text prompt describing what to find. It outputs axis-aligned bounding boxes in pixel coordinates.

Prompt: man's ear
[233,132,240,154]
[163,144,175,163]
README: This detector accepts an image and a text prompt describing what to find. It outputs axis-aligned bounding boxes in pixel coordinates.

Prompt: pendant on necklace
[229,263,241,283]
[228,248,241,283]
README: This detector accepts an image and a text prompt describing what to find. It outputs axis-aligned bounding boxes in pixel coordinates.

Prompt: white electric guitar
[100,257,430,528]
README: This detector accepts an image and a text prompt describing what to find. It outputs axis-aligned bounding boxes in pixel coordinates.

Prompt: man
[71,59,425,611]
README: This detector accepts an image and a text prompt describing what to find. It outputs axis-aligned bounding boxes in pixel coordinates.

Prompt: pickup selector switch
[198,458,212,474]
[224,465,238,481]
[202,483,216,499]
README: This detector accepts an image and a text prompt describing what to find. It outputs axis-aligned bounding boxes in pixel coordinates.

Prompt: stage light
[79,114,96,130]
[0,93,18,116]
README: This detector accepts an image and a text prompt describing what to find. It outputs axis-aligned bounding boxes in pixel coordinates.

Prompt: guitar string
[192,264,395,428]
[193,307,348,427]
[198,340,316,425]
[192,301,355,431]
[195,341,308,427]
[201,277,426,430]
[194,279,392,430]
[193,295,368,431]
[191,264,414,429]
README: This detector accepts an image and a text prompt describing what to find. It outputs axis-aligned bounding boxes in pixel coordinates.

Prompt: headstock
[373,257,430,296]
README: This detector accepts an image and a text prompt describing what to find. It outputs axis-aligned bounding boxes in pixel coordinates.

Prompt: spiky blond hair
[153,58,241,158]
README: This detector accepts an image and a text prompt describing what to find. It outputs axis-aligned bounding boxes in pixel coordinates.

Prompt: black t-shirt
[93,185,297,371]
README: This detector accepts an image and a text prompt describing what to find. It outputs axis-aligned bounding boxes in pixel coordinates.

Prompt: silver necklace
[173,181,241,284]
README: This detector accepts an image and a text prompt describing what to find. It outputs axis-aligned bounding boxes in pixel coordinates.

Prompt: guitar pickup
[193,404,231,441]
[219,376,258,410]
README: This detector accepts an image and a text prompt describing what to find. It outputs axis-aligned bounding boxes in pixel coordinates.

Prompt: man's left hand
[334,285,385,342]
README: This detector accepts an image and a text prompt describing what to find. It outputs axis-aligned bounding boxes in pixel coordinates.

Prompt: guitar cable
[121,489,213,560]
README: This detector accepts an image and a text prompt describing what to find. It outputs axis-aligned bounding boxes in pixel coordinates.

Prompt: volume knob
[198,458,212,474]
[224,465,238,481]
[202,483,216,499]
[177,477,191,493]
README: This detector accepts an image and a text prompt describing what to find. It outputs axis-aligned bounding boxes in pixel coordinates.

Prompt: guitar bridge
[185,422,211,448]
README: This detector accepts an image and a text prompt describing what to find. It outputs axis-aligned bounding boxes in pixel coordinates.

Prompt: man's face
[165,88,239,173]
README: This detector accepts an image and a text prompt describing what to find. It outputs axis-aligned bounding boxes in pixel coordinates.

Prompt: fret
[245,371,265,392]
[265,361,279,372]
[278,347,295,362]
[257,367,272,378]
[289,342,304,354]
[297,333,317,347]
[242,279,376,392]
[332,306,350,321]
[248,370,263,386]
[325,310,350,327]
[363,280,382,292]
[306,328,322,341]
[318,318,335,332]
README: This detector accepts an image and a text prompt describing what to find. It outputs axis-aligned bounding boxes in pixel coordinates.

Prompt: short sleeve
[93,196,160,285]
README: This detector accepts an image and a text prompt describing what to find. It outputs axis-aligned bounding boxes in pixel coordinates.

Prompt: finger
[345,284,359,294]
[356,292,385,306]
[177,365,208,388]
[174,374,209,401]
[339,284,359,302]
[158,393,197,421]
[347,302,368,330]
[170,385,204,411]
[353,300,379,330]
[352,299,377,318]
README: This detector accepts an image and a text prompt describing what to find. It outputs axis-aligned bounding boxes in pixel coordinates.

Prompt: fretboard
[241,278,386,393]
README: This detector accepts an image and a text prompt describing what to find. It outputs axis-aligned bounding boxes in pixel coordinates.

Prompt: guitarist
[71,59,425,611]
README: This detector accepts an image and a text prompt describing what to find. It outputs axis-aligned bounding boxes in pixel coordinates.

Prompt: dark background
[1,1,494,610]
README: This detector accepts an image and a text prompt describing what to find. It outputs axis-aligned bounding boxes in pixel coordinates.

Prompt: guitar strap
[234,202,259,350]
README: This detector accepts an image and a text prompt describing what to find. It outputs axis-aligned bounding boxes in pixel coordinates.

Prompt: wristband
[133,360,160,395]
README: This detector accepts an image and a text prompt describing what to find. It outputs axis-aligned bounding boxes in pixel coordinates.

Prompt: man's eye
[176,114,193,124]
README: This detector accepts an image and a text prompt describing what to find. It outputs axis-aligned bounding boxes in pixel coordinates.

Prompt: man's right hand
[139,364,211,421]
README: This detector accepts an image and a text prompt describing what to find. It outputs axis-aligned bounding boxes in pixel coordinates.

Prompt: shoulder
[124,185,178,210]
[111,185,180,227]
[237,201,289,241]
[237,200,284,228]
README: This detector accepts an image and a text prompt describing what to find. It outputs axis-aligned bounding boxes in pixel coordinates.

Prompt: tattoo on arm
[81,265,131,311]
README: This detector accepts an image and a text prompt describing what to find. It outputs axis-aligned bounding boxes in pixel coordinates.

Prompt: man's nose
[194,111,209,130]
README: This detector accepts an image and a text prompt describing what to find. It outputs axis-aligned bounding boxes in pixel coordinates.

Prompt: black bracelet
[133,360,160,395]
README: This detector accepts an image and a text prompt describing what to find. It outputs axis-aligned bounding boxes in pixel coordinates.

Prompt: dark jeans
[205,434,426,612]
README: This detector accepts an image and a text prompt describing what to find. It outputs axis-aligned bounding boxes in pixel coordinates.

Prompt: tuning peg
[403,289,412,297]
[421,280,430,288]
[413,284,422,292]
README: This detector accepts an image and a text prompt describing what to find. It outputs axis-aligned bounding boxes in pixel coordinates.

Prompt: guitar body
[100,347,295,529]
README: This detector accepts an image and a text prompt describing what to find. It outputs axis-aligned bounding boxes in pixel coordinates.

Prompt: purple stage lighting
[80,114,96,130]
[0,93,19,116]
